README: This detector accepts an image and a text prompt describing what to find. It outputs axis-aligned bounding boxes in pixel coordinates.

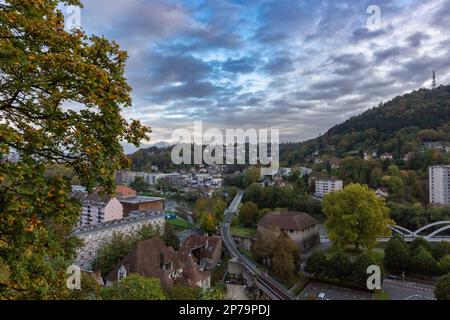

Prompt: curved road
[221,191,295,300]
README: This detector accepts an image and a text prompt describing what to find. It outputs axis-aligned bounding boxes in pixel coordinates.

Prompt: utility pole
[432,71,436,89]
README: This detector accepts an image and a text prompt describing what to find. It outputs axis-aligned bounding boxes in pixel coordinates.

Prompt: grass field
[231,225,257,238]
[167,216,191,231]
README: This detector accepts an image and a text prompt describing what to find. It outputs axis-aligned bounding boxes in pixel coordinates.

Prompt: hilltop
[281,85,450,165]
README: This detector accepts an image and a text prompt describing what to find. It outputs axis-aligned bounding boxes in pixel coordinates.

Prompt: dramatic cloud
[72,0,450,145]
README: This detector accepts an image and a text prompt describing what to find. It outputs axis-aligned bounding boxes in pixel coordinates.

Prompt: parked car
[316,292,326,300]
[387,274,400,280]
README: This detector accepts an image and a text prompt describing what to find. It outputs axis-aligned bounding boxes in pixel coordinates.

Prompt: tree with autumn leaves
[323,184,393,252]
[194,197,227,234]
[0,0,149,299]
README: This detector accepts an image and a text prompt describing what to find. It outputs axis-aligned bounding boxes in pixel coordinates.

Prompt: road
[382,279,436,300]
[221,191,295,300]
[300,282,373,300]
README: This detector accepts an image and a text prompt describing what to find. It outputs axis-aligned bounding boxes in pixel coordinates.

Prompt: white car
[316,292,326,300]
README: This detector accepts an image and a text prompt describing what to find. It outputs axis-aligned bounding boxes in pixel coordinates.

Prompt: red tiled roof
[115,185,137,197]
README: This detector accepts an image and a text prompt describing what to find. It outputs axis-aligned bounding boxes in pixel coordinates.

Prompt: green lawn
[167,216,191,231]
[369,248,385,265]
[231,225,257,238]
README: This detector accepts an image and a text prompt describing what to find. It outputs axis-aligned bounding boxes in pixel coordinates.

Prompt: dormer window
[117,265,127,281]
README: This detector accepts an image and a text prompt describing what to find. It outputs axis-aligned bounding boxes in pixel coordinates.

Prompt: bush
[435,273,450,300]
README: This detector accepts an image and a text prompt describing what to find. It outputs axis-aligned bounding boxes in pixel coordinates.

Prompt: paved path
[299,282,373,300]
[382,279,436,300]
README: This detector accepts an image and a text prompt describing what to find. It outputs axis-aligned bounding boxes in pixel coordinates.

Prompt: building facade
[429,165,450,204]
[71,192,123,227]
[314,178,343,198]
[118,195,164,216]
[73,211,166,270]
[180,235,222,271]
[257,211,320,250]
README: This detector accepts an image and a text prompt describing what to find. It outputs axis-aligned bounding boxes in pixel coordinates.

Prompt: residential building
[71,185,87,193]
[277,167,292,177]
[375,187,389,198]
[380,153,394,161]
[73,211,165,270]
[257,211,320,250]
[118,196,164,216]
[71,192,123,227]
[314,178,343,197]
[429,165,450,204]
[299,166,312,177]
[180,235,222,271]
[106,238,210,289]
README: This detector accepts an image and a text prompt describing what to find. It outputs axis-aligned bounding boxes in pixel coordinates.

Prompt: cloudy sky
[72,0,450,147]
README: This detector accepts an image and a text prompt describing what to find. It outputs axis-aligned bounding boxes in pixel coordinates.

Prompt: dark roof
[105,238,180,286]
[71,191,112,206]
[181,235,221,259]
[106,238,209,286]
[178,252,209,285]
[258,211,319,231]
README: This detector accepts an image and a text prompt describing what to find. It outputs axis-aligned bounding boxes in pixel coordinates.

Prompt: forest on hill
[281,85,450,165]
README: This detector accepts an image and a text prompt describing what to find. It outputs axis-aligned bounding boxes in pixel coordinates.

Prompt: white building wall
[429,166,450,204]
[315,179,343,197]
[74,214,165,270]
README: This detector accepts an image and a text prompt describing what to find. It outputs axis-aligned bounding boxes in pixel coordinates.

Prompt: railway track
[221,191,295,300]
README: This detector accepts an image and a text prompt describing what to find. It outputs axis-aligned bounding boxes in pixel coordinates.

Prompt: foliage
[129,176,150,192]
[0,0,149,299]
[440,255,450,275]
[384,237,411,275]
[68,272,102,300]
[280,86,450,166]
[194,197,227,233]
[327,249,352,281]
[434,273,450,300]
[101,274,166,300]
[238,201,260,228]
[164,284,201,300]
[252,227,298,282]
[162,222,180,251]
[305,250,328,278]
[410,246,439,277]
[200,285,227,300]
[388,203,450,231]
[306,249,377,288]
[243,167,261,187]
[383,237,448,277]
[92,223,162,277]
[323,184,393,251]
[271,232,299,283]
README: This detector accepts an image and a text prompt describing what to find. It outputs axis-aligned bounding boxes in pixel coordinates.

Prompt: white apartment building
[315,178,343,197]
[74,211,166,270]
[71,192,123,227]
[429,166,450,204]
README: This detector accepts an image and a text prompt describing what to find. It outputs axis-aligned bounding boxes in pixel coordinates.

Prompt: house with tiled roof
[258,211,320,250]
[106,238,210,290]
[181,235,222,270]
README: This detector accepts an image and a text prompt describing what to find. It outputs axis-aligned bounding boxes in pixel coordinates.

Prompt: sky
[70,0,450,149]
